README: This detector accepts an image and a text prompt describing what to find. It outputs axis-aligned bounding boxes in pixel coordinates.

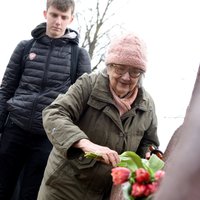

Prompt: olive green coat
[37,72,159,200]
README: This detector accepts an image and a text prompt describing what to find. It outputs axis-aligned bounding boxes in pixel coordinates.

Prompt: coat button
[78,156,83,161]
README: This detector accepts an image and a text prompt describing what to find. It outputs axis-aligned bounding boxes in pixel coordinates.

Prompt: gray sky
[1,0,200,151]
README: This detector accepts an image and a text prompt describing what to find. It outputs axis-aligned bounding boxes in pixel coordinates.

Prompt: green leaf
[121,182,134,200]
[148,154,165,172]
[118,151,144,172]
[141,159,155,177]
[84,152,102,159]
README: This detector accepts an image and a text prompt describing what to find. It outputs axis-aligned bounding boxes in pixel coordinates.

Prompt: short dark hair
[46,0,75,14]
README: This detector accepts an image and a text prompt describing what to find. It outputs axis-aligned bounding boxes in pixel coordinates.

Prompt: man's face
[43,6,74,38]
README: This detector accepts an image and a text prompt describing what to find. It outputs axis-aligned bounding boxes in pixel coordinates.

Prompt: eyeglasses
[110,64,144,78]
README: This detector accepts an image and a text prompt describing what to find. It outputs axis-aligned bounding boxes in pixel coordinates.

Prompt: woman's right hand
[74,139,120,167]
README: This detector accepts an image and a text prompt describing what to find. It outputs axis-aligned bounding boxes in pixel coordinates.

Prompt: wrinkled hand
[145,151,151,160]
[148,145,164,160]
[74,139,120,167]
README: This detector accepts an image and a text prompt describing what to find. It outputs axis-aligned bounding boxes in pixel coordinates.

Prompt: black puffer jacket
[0,22,91,135]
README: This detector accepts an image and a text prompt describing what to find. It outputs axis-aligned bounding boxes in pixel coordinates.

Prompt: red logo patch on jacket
[29,53,36,60]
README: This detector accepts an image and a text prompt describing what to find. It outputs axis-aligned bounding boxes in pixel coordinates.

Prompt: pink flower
[155,170,165,181]
[131,182,146,197]
[135,168,150,183]
[111,167,131,185]
[144,182,158,196]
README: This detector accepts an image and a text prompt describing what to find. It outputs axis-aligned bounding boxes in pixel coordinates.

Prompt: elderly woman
[37,33,160,200]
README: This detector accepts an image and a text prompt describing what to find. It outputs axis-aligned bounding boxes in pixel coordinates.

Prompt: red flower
[135,168,150,183]
[131,182,146,197]
[144,182,158,196]
[155,170,165,181]
[111,167,131,185]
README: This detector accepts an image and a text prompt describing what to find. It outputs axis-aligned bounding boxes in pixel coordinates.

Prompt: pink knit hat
[105,33,147,71]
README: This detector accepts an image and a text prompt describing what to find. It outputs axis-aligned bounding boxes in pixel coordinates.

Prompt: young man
[0,0,91,199]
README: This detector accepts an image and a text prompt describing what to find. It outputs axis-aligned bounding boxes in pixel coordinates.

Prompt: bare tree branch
[75,0,127,70]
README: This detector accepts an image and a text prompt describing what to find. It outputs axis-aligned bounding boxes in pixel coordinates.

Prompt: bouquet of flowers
[85,151,165,200]
[111,151,165,200]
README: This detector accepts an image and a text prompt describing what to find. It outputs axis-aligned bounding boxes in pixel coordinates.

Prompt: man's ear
[43,10,47,19]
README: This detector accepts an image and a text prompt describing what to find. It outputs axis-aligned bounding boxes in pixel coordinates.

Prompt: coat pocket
[45,159,71,186]
[45,153,112,194]
[45,155,97,187]
[70,154,97,170]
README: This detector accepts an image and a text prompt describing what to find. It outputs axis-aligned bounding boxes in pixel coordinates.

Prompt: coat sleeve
[0,40,27,131]
[76,47,92,78]
[42,73,96,157]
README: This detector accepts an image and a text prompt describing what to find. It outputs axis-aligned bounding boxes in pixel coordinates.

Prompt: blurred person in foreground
[0,0,91,199]
[153,66,200,200]
[37,32,160,200]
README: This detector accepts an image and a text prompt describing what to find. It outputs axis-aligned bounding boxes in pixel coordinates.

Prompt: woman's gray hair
[137,74,144,88]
